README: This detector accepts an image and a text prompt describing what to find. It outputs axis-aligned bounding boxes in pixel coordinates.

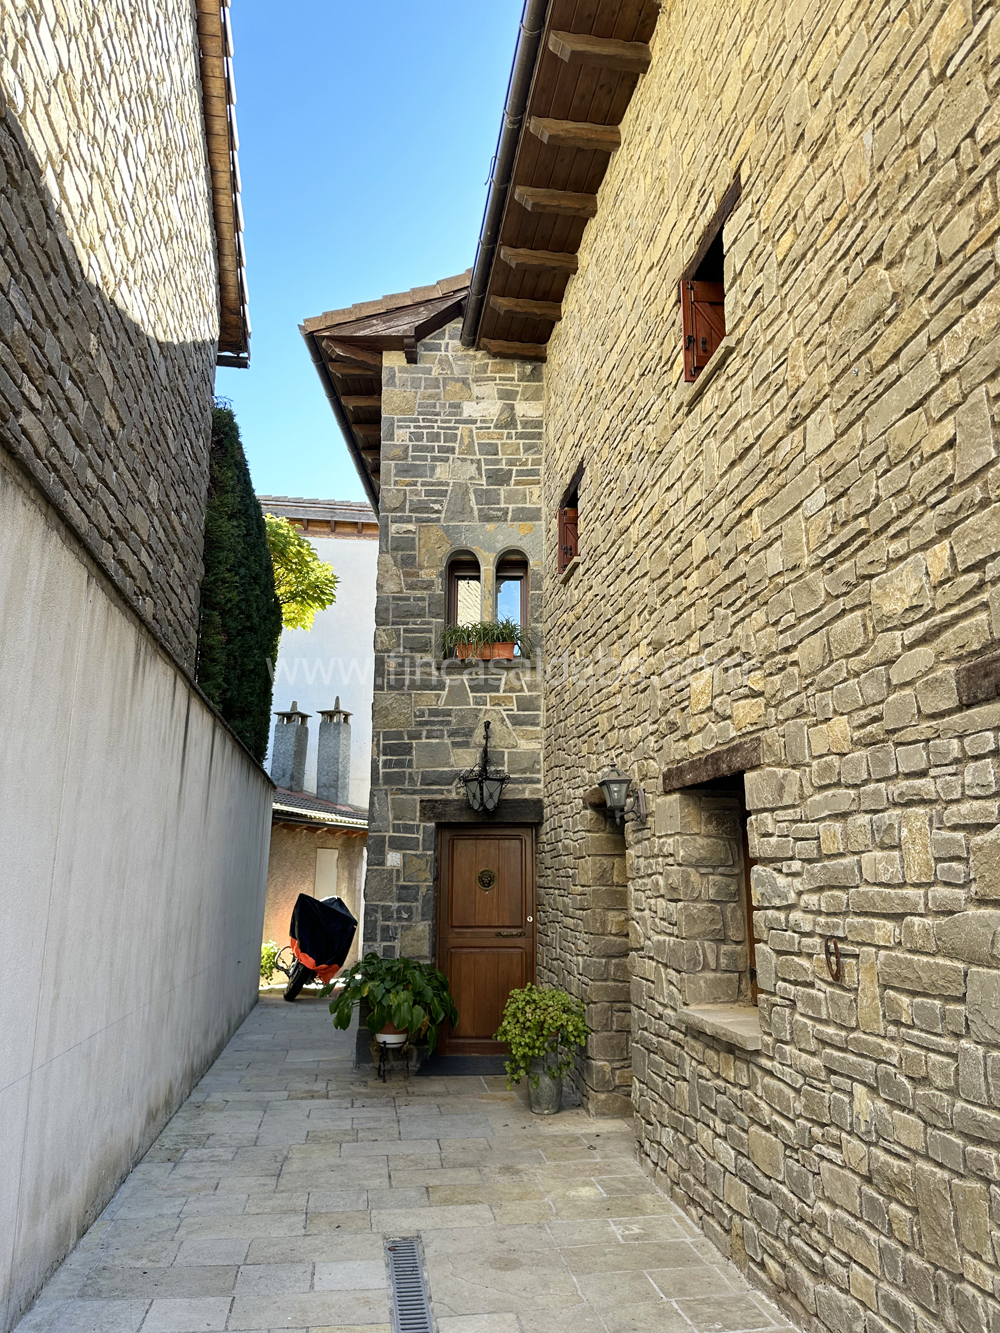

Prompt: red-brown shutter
[557,506,579,573]
[680,280,726,382]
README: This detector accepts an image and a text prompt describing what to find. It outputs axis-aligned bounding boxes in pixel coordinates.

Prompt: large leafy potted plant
[494,984,590,1115]
[441,618,531,661]
[328,953,458,1055]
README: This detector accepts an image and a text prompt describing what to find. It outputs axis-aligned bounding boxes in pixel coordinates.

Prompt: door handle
[495,930,525,937]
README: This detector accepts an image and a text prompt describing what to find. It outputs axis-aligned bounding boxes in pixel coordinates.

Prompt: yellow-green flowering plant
[494,984,589,1089]
[260,940,280,984]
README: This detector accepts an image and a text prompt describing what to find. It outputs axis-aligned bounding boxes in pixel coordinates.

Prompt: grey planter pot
[528,1058,563,1115]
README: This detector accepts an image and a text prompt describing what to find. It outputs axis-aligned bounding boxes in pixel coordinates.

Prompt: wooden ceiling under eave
[475,0,660,359]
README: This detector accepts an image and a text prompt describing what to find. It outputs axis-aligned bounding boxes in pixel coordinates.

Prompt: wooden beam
[324,338,383,368]
[353,423,381,439]
[341,395,381,408]
[548,29,652,73]
[514,185,598,218]
[328,361,379,379]
[528,116,621,152]
[489,296,563,321]
[481,339,548,362]
[499,246,578,274]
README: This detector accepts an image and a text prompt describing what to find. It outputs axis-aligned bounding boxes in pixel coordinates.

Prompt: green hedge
[196,403,282,761]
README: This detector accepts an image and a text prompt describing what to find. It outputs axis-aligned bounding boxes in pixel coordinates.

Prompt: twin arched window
[446,550,529,629]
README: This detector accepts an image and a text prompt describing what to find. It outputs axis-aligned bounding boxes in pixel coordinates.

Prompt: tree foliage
[196,403,282,761]
[264,513,339,631]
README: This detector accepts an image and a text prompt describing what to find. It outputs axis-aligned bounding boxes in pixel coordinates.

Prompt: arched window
[496,552,529,631]
[447,552,481,624]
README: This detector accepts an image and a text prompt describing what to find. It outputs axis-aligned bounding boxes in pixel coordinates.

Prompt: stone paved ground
[15,997,800,1333]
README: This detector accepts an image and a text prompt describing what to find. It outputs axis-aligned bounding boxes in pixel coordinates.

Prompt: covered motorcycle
[283,894,358,1001]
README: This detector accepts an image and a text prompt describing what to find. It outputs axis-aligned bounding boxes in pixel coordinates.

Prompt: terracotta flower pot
[455,641,515,660]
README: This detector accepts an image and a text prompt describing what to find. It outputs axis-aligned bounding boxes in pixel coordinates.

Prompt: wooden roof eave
[196,0,250,367]
[301,284,469,517]
[301,325,382,514]
[462,0,660,360]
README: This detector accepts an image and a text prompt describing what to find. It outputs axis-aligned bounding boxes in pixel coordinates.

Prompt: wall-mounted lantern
[597,761,647,827]
[461,721,510,813]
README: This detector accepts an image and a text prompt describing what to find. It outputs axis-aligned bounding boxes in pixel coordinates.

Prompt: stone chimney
[271,701,310,791]
[317,697,352,805]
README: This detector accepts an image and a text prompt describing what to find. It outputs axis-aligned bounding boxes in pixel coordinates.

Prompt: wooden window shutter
[680,280,725,382]
[558,506,578,574]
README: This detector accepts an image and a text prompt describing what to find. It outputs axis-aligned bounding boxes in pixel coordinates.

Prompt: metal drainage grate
[386,1235,434,1333]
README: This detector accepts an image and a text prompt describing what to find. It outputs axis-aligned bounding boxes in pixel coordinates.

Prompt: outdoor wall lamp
[461,721,510,813]
[597,761,648,826]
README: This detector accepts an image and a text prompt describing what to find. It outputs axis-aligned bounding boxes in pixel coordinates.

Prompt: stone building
[0,4,267,1329]
[309,1,1000,1330]
[302,279,546,1051]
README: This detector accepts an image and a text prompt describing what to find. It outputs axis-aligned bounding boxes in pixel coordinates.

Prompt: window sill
[436,657,527,670]
[560,556,581,584]
[680,335,736,410]
[676,1003,761,1051]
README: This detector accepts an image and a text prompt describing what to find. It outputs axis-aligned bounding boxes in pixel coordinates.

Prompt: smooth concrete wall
[0,458,273,1332]
[268,534,378,807]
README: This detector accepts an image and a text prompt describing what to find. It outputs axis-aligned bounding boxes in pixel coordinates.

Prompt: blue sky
[215,1,523,501]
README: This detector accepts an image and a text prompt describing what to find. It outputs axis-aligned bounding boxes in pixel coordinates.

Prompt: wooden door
[437,826,535,1055]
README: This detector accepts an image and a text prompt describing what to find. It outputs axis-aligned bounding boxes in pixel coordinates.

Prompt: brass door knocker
[476,869,496,891]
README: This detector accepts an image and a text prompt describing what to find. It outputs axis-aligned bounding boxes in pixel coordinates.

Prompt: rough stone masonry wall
[1,1,220,666]
[541,2,1000,1332]
[367,321,544,959]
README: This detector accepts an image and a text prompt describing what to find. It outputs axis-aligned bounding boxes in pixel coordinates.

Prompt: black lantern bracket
[461,720,511,814]
[597,761,648,827]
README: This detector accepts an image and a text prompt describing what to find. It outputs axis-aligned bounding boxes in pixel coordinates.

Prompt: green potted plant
[494,983,590,1115]
[440,618,531,661]
[327,952,458,1055]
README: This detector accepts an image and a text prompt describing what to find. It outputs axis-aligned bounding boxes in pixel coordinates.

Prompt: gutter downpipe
[460,0,549,348]
[301,328,382,516]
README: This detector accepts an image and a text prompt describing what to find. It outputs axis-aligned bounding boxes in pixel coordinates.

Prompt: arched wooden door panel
[436,826,536,1055]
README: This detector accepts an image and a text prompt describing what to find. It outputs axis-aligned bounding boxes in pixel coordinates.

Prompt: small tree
[197,403,282,761]
[264,514,339,631]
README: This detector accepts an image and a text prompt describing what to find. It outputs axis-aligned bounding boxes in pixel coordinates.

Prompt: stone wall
[541,2,1000,1331]
[1,0,220,667]
[368,321,544,959]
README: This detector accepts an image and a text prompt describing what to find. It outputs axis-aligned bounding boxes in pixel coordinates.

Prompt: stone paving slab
[14,997,801,1333]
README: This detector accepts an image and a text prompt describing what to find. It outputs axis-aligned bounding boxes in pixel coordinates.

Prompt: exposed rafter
[513,186,598,217]
[463,1,660,358]
[489,296,563,321]
[500,246,579,274]
[547,29,652,72]
[528,116,622,151]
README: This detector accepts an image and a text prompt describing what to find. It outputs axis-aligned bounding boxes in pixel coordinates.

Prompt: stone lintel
[418,798,544,825]
[661,736,763,793]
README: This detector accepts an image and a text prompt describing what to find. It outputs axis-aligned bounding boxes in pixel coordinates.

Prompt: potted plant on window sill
[494,983,590,1115]
[326,952,458,1056]
[441,619,530,661]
